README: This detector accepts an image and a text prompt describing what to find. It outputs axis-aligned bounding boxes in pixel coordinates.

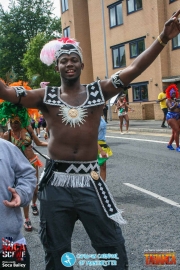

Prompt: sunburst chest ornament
[58,105,88,127]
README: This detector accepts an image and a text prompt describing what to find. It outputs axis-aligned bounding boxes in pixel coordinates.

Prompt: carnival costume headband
[40,37,83,66]
[166,84,179,99]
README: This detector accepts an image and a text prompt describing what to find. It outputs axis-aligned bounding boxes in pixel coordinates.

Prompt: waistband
[40,159,126,225]
[49,160,99,174]
[166,111,180,120]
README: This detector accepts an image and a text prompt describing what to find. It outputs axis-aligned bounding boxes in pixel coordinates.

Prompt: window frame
[131,82,149,102]
[108,1,123,29]
[129,38,145,58]
[126,0,142,14]
[172,33,180,50]
[63,26,70,38]
[61,0,68,13]
[112,44,126,69]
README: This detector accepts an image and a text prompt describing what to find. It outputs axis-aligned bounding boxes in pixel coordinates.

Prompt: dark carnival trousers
[38,183,128,270]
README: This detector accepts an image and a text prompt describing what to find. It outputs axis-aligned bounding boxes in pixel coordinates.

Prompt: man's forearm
[121,35,165,86]
[0,81,18,102]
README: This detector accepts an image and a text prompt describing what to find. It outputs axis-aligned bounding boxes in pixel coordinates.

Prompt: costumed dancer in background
[0,101,48,231]
[166,84,180,152]
[117,96,131,134]
[97,116,113,181]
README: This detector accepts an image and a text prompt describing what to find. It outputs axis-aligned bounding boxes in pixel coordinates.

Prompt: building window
[109,2,123,28]
[130,38,145,58]
[63,27,70,37]
[127,0,142,14]
[132,83,148,101]
[169,0,176,3]
[172,33,180,49]
[112,45,126,68]
[61,0,68,13]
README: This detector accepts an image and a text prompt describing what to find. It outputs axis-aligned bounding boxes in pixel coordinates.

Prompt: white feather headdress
[40,37,83,66]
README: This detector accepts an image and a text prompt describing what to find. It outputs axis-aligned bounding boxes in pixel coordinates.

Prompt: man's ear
[81,63,84,70]
[55,66,59,72]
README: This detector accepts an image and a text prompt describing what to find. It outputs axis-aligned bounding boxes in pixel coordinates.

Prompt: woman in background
[166,84,180,152]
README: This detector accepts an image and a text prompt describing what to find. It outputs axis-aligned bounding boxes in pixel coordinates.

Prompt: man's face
[163,87,166,93]
[56,53,84,81]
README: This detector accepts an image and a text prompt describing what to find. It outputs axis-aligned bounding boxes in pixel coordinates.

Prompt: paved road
[25,130,180,270]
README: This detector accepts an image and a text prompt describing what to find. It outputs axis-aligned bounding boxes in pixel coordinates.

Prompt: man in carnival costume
[0,11,180,270]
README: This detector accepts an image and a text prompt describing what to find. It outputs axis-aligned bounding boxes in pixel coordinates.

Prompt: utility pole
[101,0,112,121]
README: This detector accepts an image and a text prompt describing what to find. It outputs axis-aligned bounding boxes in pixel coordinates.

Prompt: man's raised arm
[0,81,44,108]
[102,10,180,101]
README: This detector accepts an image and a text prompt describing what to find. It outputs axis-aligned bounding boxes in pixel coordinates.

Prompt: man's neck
[61,78,82,93]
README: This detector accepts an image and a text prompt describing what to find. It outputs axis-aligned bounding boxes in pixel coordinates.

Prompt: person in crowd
[102,102,108,123]
[0,123,8,138]
[37,113,47,138]
[0,101,48,231]
[0,138,36,267]
[117,95,130,134]
[30,115,38,136]
[0,11,179,270]
[97,116,113,181]
[166,84,180,152]
[157,86,168,128]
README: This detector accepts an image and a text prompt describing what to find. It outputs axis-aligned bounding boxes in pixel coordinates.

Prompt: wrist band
[13,86,27,105]
[157,35,167,47]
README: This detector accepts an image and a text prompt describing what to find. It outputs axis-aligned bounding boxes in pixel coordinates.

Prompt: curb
[106,126,172,134]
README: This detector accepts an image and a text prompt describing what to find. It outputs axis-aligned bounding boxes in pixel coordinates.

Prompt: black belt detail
[53,162,98,174]
[93,178,117,216]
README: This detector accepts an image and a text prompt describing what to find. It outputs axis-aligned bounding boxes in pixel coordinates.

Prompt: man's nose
[66,60,73,66]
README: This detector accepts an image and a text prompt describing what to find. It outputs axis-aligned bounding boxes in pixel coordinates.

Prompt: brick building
[60,0,180,120]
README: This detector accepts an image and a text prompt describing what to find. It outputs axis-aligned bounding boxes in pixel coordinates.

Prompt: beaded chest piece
[43,81,105,127]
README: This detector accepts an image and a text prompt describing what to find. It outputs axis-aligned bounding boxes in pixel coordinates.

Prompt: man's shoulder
[0,138,19,153]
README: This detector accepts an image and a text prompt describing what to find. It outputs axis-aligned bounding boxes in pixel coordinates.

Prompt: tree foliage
[22,33,60,87]
[0,0,61,81]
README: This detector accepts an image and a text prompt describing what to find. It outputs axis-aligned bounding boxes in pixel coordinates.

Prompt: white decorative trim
[51,172,91,187]
[66,163,99,173]
[90,178,126,225]
[111,70,125,89]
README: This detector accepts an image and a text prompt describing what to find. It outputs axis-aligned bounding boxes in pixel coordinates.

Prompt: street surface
[25,130,180,270]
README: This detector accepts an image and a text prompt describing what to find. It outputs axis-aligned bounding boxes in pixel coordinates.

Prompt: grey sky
[0,0,61,17]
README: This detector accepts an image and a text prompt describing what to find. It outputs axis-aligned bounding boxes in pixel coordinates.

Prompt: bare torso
[39,85,103,161]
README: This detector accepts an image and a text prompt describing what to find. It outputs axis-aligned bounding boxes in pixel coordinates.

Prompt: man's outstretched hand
[161,10,180,42]
[3,186,21,208]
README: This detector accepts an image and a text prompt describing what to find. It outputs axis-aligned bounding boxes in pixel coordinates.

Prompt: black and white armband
[111,71,130,90]
[13,86,27,104]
